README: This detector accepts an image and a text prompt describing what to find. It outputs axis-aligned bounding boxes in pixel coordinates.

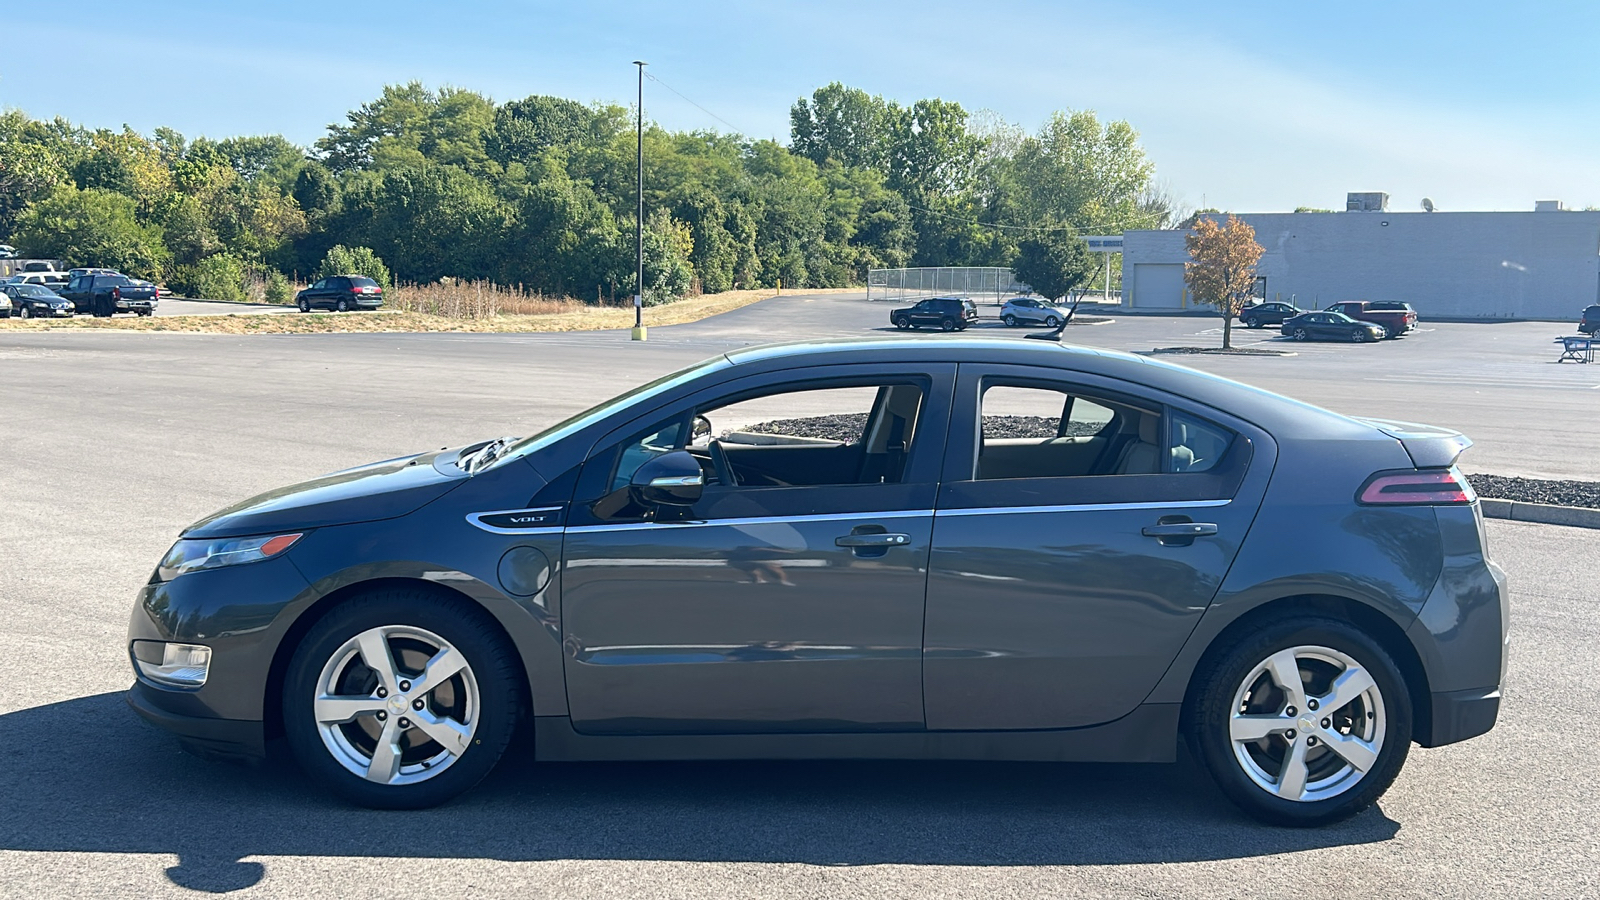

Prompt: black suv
[1580,305,1600,336]
[890,297,977,331]
[296,276,385,312]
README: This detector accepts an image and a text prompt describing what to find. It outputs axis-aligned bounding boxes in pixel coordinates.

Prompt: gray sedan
[127,338,1506,826]
[1001,297,1071,327]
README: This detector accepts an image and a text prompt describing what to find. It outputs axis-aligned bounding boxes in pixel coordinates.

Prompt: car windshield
[478,355,730,473]
[18,285,57,298]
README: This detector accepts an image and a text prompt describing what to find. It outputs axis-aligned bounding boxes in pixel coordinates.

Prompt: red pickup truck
[1323,301,1417,339]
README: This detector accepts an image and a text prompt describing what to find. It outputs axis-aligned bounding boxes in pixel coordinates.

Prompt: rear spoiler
[1352,417,1472,469]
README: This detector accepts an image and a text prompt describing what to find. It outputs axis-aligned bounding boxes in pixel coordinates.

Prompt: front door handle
[1141,523,1218,538]
[835,533,911,548]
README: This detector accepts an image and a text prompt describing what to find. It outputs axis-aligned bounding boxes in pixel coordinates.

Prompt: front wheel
[283,588,524,809]
[1188,617,1412,827]
[1044,315,1060,328]
[892,315,909,329]
[298,298,311,313]
[18,306,30,320]
[1354,329,1371,343]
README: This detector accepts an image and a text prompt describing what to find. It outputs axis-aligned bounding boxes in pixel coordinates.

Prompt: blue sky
[6,0,1599,214]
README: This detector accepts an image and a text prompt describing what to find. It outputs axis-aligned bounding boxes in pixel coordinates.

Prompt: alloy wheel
[312,624,480,786]
[1227,645,1386,803]
[1293,328,1308,341]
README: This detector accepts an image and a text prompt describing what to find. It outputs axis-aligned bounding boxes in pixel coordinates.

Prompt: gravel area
[1467,473,1600,509]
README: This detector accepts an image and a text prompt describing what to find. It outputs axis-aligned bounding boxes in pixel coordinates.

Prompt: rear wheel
[1188,617,1411,827]
[336,298,350,312]
[1381,325,1396,339]
[1292,328,1308,341]
[940,317,956,332]
[1002,314,1017,327]
[283,589,524,809]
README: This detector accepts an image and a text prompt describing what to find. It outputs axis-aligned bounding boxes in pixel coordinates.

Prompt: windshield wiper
[460,436,518,474]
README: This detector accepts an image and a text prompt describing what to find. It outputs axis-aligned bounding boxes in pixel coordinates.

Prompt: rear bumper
[127,680,266,761]
[1422,687,1500,747]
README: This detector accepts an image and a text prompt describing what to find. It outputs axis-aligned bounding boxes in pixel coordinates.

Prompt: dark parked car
[1238,301,1304,328]
[1282,311,1386,343]
[128,338,1506,826]
[1579,305,1600,336]
[59,273,158,317]
[1324,301,1417,339]
[2,283,75,318]
[890,296,977,331]
[296,275,385,312]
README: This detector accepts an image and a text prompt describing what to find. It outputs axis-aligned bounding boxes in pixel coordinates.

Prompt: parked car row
[2,268,160,318]
[1237,300,1420,343]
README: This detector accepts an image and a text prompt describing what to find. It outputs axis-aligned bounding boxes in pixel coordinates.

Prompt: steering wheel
[708,439,738,487]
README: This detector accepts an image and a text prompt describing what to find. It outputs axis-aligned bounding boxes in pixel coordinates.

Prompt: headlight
[132,641,212,687]
[156,532,302,582]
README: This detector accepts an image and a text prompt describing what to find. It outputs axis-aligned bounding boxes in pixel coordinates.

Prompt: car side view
[127,339,1507,826]
[890,296,976,331]
[296,275,385,312]
[1238,302,1303,328]
[2,283,75,318]
[1281,311,1386,343]
[1000,297,1070,327]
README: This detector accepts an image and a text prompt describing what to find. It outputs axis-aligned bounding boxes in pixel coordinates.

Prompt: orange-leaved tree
[1184,215,1263,350]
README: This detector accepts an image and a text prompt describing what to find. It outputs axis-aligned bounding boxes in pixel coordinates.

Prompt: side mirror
[629,450,704,508]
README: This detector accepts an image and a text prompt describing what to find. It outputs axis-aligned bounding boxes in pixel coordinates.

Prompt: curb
[1480,498,1600,530]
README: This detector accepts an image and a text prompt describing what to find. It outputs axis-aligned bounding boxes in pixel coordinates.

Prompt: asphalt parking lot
[1,293,1595,898]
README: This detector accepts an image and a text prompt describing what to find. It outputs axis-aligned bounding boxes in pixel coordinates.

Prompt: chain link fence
[866,267,1032,306]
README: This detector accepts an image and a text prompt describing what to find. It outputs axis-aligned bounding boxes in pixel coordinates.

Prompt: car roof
[722,338,1371,438]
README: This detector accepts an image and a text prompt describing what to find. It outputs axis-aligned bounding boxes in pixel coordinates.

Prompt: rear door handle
[835,533,911,547]
[1141,523,1218,538]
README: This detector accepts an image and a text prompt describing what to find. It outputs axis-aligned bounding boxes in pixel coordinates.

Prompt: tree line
[0,81,1172,302]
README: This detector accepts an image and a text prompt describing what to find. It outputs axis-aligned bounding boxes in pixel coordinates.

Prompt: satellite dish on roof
[1422,198,1435,212]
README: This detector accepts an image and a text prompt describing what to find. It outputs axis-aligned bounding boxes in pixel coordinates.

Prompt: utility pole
[631,60,647,341]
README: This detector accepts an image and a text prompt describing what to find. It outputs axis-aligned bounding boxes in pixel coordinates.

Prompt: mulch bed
[1467,474,1600,509]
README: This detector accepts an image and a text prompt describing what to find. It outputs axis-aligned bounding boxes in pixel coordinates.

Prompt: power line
[643,72,747,135]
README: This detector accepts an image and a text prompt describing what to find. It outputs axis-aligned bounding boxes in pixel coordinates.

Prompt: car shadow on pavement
[4,694,1400,893]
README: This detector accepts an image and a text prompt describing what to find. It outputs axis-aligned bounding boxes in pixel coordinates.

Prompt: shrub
[315,245,392,288]
[170,252,248,301]
[264,270,293,304]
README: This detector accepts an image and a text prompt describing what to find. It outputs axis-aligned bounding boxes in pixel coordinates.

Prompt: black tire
[336,299,350,312]
[1044,315,1060,328]
[283,588,524,810]
[1002,314,1017,327]
[1245,319,1261,329]
[1292,328,1308,342]
[1187,616,1412,827]
[940,317,956,332]
[1381,325,1396,339]
[298,298,311,313]
[1354,329,1371,343]
[892,315,909,329]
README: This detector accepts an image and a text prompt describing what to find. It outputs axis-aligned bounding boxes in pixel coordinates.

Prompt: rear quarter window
[349,277,380,288]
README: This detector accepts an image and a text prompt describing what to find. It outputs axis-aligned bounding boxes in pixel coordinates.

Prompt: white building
[1121,194,1600,320]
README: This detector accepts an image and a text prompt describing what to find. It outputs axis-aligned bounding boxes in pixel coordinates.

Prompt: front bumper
[127,680,266,761]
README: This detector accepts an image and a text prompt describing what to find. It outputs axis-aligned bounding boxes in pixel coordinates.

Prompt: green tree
[316,245,393,288]
[1013,228,1096,304]
[488,96,615,166]
[639,209,694,304]
[13,185,169,278]
[1012,111,1157,233]
[1184,215,1264,350]
[316,82,499,176]
[171,252,249,301]
[789,83,897,172]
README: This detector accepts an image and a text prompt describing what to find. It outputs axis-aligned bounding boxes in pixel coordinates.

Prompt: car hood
[183,450,468,539]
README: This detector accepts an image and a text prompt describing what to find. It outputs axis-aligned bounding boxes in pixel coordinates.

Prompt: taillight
[1357,468,1475,505]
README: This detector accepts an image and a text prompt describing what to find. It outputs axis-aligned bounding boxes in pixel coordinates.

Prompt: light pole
[631,60,647,341]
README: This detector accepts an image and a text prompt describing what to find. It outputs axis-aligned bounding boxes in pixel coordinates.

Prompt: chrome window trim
[565,509,935,535]
[935,499,1231,518]
[466,506,567,536]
